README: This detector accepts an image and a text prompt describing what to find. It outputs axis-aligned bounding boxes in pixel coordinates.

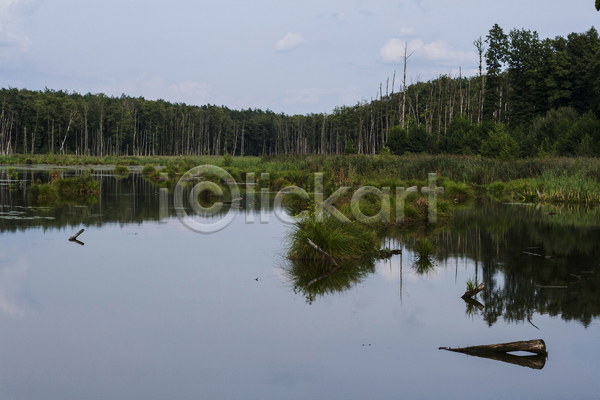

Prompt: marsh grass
[28,173,99,204]
[466,277,477,292]
[287,214,380,261]
[113,165,130,177]
[412,238,436,275]
[142,165,156,176]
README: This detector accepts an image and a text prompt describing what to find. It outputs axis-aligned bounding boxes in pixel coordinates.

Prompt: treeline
[1,25,599,158]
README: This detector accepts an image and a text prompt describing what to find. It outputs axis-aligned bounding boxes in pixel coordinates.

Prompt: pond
[0,166,599,399]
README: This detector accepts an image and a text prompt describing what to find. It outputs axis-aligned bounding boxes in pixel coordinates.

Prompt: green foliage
[287,215,380,262]
[344,143,358,155]
[1,24,600,161]
[113,165,130,177]
[466,277,477,292]
[28,173,99,204]
[222,153,233,167]
[481,123,518,160]
[142,165,156,176]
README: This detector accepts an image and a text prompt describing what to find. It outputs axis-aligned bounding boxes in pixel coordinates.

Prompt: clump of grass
[29,173,99,203]
[113,165,130,177]
[466,277,477,292]
[287,214,380,262]
[412,238,436,275]
[53,173,99,195]
[142,165,156,176]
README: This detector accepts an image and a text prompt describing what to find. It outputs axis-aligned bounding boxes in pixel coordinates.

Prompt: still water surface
[0,167,599,399]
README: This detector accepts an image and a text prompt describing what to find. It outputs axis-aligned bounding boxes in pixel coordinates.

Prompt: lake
[1,166,599,400]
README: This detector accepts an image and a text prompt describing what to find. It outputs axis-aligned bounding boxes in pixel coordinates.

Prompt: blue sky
[1,0,598,115]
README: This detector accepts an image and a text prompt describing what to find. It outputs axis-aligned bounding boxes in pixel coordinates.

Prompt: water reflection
[1,168,600,327]
[283,258,377,304]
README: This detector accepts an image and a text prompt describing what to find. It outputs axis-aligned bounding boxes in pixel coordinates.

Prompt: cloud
[333,11,347,21]
[0,0,35,62]
[96,74,211,106]
[399,27,416,37]
[279,86,362,110]
[380,38,477,66]
[274,32,307,52]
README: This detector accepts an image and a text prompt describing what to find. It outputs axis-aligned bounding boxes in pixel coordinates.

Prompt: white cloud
[274,32,307,52]
[96,74,211,106]
[380,38,408,63]
[334,11,347,21]
[0,0,35,62]
[399,27,416,37]
[380,37,477,66]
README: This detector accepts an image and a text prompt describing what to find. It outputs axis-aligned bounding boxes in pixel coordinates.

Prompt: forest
[1,24,599,159]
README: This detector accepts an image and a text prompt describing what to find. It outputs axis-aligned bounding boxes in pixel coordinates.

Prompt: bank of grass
[28,173,99,204]
[4,153,600,204]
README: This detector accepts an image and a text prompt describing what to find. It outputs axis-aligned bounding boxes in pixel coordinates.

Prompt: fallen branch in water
[306,239,340,268]
[304,239,341,288]
[439,339,548,356]
[523,251,543,257]
[379,249,402,258]
[69,229,84,241]
[462,296,484,311]
[535,285,568,289]
[461,283,484,299]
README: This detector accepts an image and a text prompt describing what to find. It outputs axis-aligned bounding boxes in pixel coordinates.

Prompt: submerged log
[523,251,543,257]
[380,249,402,258]
[461,283,484,299]
[462,296,484,311]
[439,339,547,356]
[453,351,546,370]
[69,229,84,241]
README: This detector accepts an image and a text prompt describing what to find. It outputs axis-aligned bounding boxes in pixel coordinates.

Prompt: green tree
[484,24,508,121]
[481,122,518,160]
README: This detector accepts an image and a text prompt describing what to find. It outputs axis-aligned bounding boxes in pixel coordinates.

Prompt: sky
[0,0,598,115]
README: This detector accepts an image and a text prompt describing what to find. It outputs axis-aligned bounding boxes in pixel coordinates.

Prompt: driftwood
[462,296,484,311]
[535,285,568,289]
[69,229,84,241]
[461,283,484,299]
[439,339,547,356]
[523,251,543,257]
[455,351,546,370]
[69,229,85,245]
[380,249,402,258]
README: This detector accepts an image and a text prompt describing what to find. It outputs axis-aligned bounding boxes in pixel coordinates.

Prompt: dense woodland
[1,24,599,159]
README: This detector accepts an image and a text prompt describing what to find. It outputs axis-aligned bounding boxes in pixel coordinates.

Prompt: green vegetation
[287,214,380,262]
[284,258,376,304]
[113,165,130,177]
[1,25,599,160]
[466,277,477,292]
[28,173,99,204]
[142,165,156,176]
